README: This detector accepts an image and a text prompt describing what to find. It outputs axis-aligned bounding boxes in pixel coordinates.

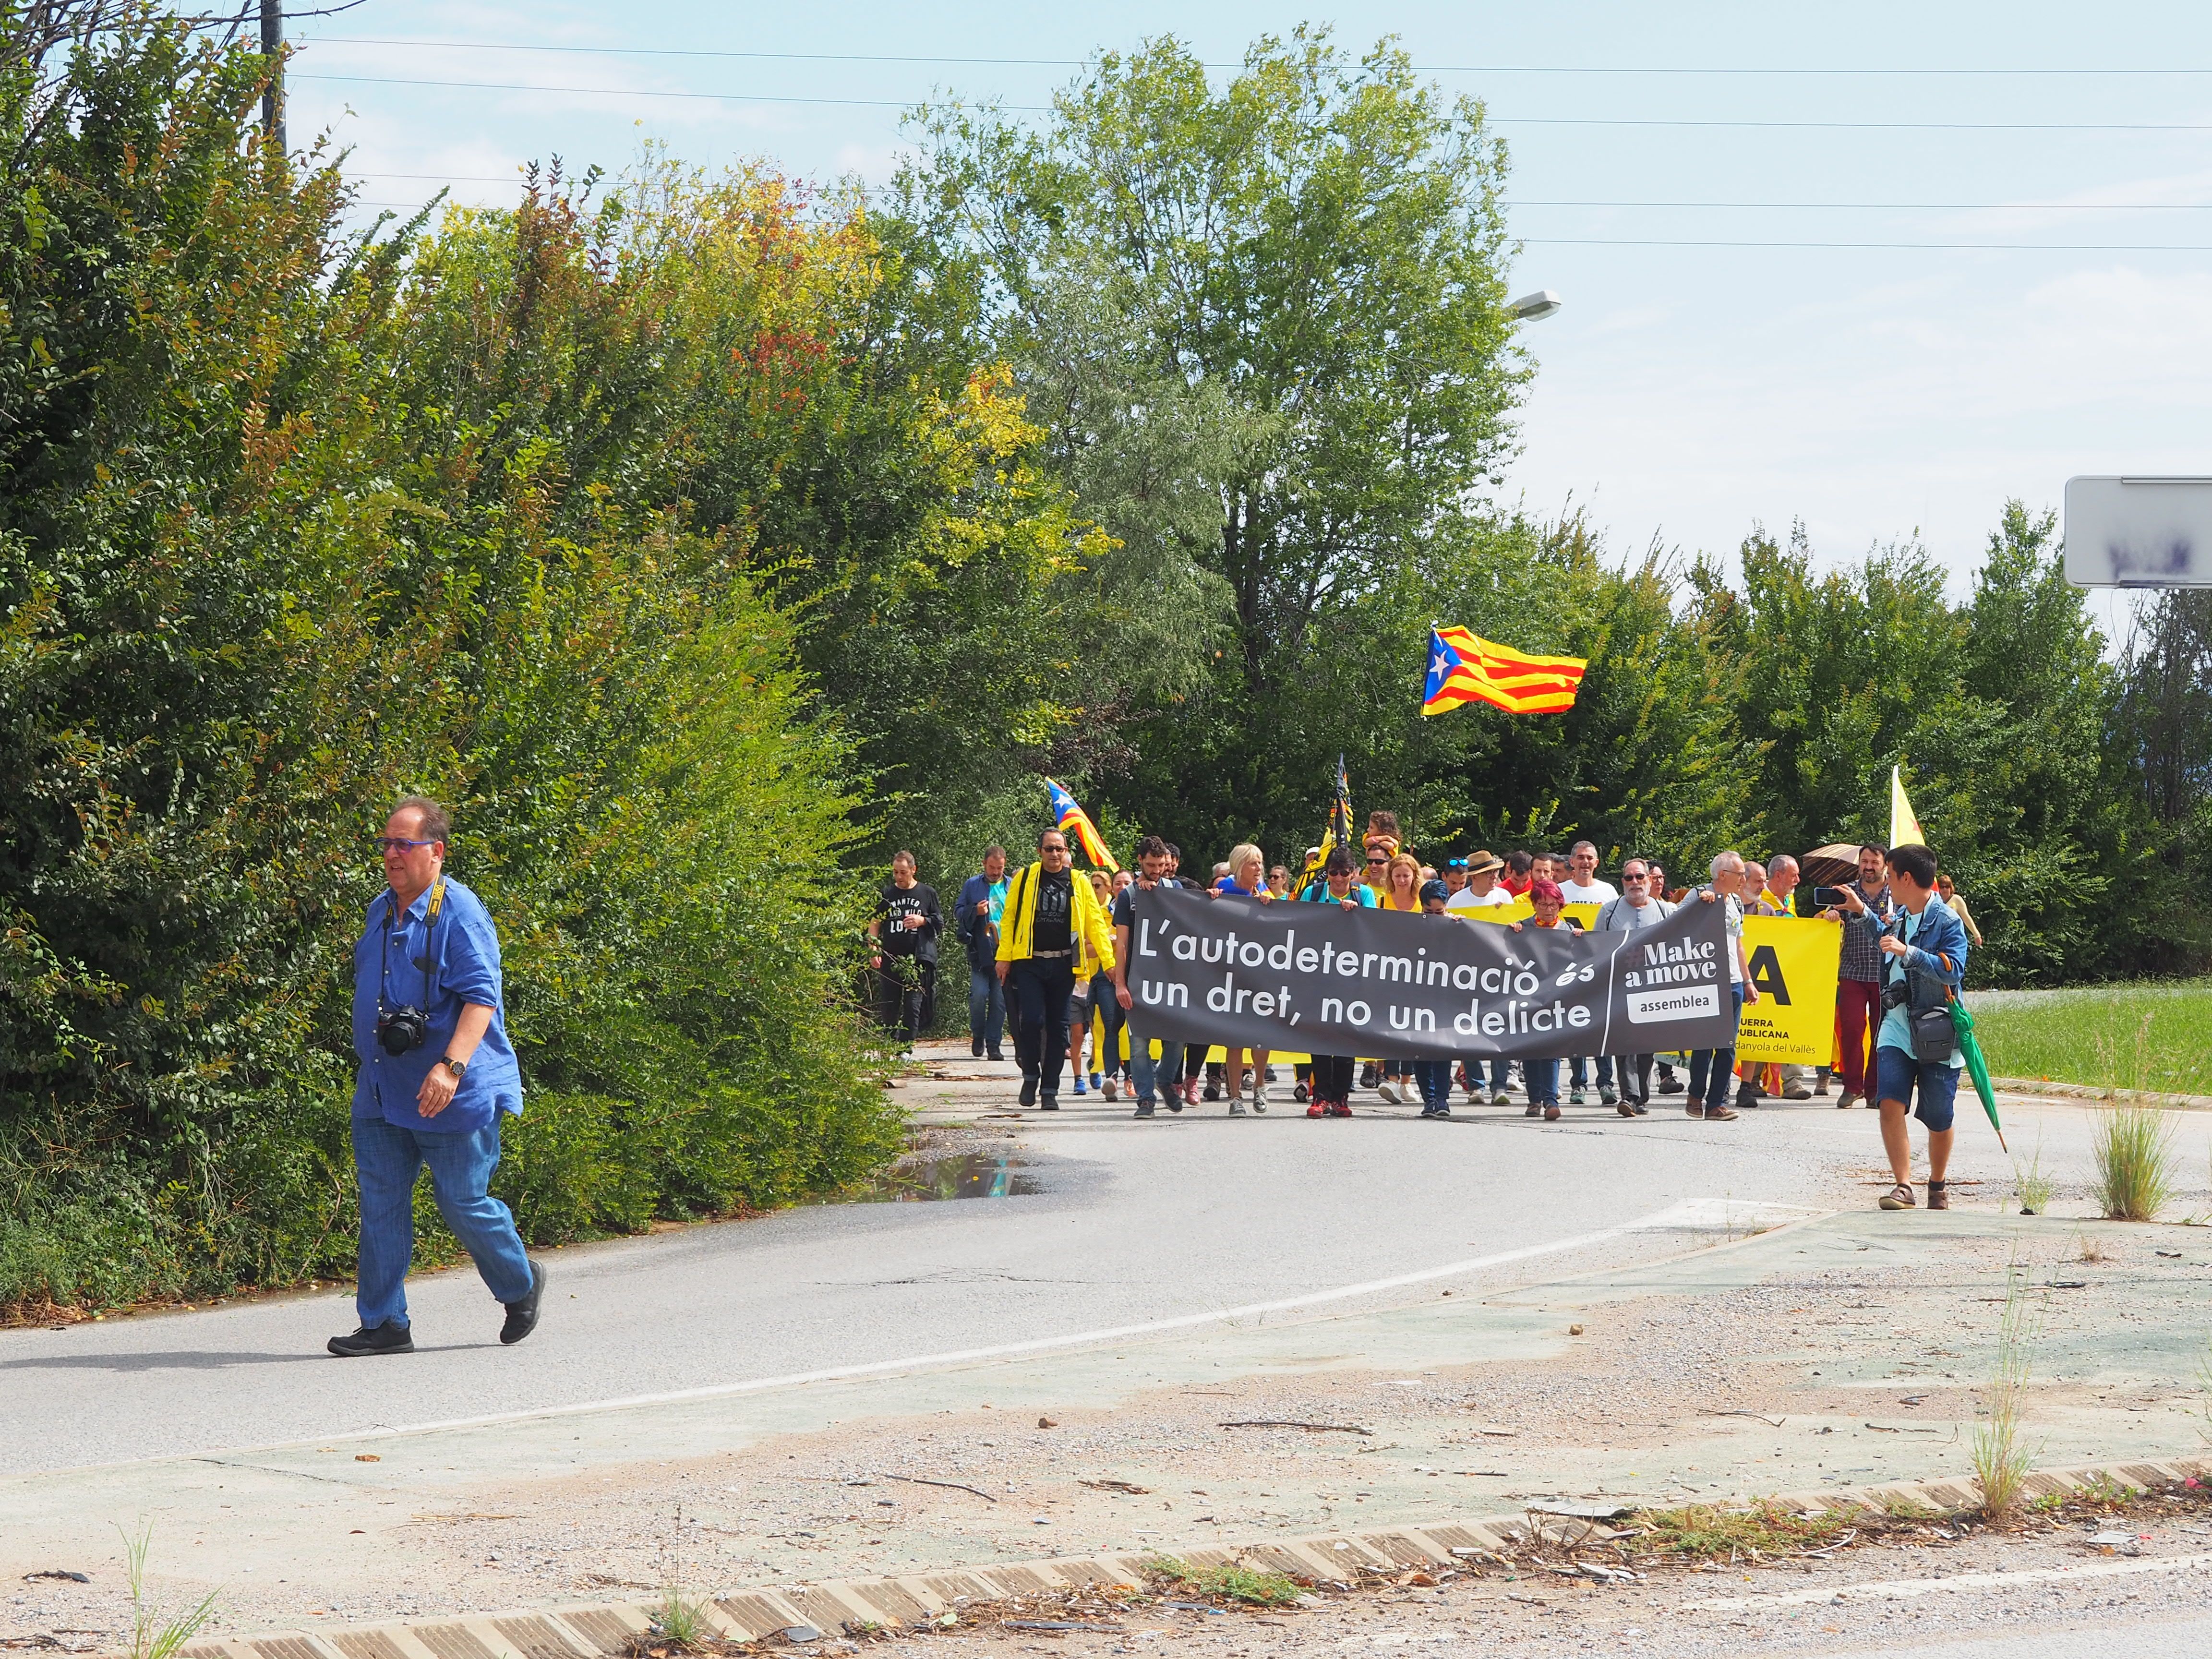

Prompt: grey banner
[1124,886,1741,1059]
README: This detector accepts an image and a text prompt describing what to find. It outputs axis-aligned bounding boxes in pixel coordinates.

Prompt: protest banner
[1125,886,1739,1062]
[1732,915,1844,1064]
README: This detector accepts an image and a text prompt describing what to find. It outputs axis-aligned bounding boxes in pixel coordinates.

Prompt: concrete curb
[177,1452,2212,1657]
[1992,1078,2212,1112]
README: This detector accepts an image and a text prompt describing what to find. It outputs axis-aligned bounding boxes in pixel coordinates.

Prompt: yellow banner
[1560,902,1599,932]
[1733,916,1843,1064]
[1460,893,1536,925]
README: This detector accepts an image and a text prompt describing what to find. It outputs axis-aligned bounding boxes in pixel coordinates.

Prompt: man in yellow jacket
[997,827,1117,1109]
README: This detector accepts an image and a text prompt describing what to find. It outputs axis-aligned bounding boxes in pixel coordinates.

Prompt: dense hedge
[0,20,1103,1308]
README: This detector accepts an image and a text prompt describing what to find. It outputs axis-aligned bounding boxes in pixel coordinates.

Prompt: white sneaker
[1377,1079,1403,1105]
[1251,1084,1269,1114]
[1227,1098,1248,1116]
[1101,1078,1118,1101]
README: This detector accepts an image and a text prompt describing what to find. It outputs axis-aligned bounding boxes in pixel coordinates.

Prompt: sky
[276,0,2212,641]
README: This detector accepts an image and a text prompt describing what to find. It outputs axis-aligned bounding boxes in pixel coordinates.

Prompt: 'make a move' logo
[1623,933,1721,1024]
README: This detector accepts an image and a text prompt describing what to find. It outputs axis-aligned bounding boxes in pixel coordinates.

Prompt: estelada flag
[1044,778,1120,871]
[1422,626,1587,716]
[1299,755,1355,886]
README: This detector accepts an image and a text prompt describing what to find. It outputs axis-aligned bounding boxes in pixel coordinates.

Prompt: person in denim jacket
[1837,842,1969,1212]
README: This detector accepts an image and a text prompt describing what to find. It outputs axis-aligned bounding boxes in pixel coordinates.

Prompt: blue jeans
[352,1115,533,1330]
[968,964,1006,1051]
[1569,1056,1615,1092]
[1413,1059,1455,1109]
[1524,1058,1560,1106]
[1125,1015,1184,1105]
[1687,986,1746,1112]
[1465,1056,1509,1094]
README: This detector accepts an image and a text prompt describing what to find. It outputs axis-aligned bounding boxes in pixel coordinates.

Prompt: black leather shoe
[987,1048,1005,1061]
[971,1037,984,1058]
[1038,1094,1059,1111]
[500,1260,547,1346]
[328,1321,413,1358]
[1019,1075,1038,1106]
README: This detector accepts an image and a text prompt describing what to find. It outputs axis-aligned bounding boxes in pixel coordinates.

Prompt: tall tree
[895,28,1530,850]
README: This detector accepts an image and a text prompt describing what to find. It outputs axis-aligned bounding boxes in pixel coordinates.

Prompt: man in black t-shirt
[869,851,940,1055]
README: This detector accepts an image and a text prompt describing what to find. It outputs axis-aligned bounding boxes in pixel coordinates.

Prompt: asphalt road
[0,1054,1903,1478]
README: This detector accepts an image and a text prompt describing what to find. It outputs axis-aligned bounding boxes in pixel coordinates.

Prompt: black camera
[1881,977,1911,1011]
[376,1004,430,1055]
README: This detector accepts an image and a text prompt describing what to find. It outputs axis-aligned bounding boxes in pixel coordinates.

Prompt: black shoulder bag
[1890,913,1957,1064]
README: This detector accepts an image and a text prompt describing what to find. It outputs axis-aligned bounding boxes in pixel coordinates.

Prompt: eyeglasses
[373,836,437,854]
[1623,871,1648,880]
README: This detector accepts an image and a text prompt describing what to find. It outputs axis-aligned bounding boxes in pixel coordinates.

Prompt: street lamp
[1509,289,1563,322]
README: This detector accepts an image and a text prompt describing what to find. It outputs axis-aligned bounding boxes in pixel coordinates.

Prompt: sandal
[1705,1105,1739,1121]
[1879,1182,1916,1210]
[1926,1180,1949,1211]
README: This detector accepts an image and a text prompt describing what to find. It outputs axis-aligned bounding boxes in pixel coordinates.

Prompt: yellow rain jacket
[996,860,1116,973]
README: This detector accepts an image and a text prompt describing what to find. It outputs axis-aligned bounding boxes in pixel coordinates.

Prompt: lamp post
[1509,290,1563,322]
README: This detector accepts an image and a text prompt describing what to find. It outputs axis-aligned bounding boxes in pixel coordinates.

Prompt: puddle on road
[821,1153,1041,1204]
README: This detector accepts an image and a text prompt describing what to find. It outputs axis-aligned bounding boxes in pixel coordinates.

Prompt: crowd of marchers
[871,816,1982,1214]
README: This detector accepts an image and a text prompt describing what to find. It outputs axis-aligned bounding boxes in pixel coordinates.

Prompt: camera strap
[377,878,446,1014]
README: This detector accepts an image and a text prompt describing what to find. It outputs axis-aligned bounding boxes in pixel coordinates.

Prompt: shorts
[1875,1045,1959,1131]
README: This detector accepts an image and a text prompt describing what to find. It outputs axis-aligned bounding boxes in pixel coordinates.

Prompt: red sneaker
[1329,1101,1353,1118]
[1306,1099,1326,1118]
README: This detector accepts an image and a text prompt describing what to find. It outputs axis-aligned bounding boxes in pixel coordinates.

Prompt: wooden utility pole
[260,0,284,153]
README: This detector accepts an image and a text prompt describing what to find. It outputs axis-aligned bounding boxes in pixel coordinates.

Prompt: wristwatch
[439,1055,469,1080]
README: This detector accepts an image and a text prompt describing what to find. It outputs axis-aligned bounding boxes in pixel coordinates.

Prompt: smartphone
[1811,886,1851,908]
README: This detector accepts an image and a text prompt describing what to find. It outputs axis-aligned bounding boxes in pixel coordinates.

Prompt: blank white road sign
[2065,476,2212,587]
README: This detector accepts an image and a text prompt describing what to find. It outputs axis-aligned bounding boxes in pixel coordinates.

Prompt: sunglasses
[373,836,437,854]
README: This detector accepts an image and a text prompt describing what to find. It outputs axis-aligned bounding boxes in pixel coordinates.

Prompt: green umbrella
[1949,998,2007,1152]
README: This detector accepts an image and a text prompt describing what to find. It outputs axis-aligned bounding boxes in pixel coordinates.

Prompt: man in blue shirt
[954,845,1010,1060]
[330,797,543,1357]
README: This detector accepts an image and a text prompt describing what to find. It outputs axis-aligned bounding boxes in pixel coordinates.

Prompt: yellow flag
[1889,765,1925,849]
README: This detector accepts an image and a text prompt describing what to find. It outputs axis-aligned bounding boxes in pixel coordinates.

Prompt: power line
[290,74,2212,130]
[290,72,1049,111]
[303,37,2212,76]
[1521,236,2212,250]
[1503,117,2212,131]
[1508,199,2212,210]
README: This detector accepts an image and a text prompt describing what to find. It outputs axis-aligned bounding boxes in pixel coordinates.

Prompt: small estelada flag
[1044,778,1120,871]
[1421,626,1587,716]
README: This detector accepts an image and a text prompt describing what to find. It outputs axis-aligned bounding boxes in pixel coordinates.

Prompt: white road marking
[1686,1548,2212,1611]
[99,1197,1813,1469]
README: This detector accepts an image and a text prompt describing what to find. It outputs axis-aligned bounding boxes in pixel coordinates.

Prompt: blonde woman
[1371,852,1423,1103]
[1210,843,1274,1113]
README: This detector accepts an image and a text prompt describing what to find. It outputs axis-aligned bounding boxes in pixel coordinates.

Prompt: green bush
[0,17,969,1311]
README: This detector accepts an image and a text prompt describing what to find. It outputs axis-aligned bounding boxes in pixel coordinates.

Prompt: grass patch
[1971,1260,2042,1517]
[2012,1132,2055,1215]
[1970,983,2212,1094]
[121,1524,218,1659]
[1144,1555,1306,1607]
[2092,1104,2178,1221]
[1634,1500,1856,1560]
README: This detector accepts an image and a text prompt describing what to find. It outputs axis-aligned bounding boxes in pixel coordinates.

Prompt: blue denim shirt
[352,876,523,1134]
[1858,897,1970,1069]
